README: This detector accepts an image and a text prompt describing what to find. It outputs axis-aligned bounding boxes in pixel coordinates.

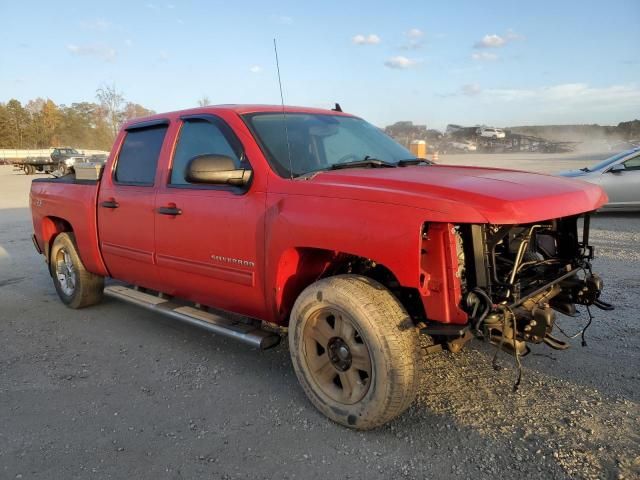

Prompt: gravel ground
[0,160,638,480]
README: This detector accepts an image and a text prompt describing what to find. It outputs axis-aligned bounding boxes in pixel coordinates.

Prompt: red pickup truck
[30,105,610,429]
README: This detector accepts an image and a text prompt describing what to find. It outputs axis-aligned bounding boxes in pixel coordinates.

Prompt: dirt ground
[0,156,638,480]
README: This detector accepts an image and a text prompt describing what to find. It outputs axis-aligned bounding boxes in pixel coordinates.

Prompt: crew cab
[30,105,610,429]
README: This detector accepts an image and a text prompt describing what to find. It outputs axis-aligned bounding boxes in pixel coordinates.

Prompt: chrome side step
[104,285,280,350]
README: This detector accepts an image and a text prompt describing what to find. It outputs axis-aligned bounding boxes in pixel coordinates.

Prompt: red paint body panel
[30,181,108,276]
[97,185,158,286]
[420,224,468,324]
[30,105,608,327]
[294,166,608,224]
[263,189,426,320]
[153,186,268,318]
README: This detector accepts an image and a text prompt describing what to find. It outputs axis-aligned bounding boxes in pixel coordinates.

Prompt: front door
[599,153,640,207]
[97,122,168,288]
[154,115,266,318]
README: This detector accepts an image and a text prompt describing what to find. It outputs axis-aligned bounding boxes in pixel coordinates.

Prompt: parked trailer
[13,156,58,175]
[11,148,87,175]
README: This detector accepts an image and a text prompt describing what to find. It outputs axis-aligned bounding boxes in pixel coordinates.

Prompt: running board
[104,285,280,350]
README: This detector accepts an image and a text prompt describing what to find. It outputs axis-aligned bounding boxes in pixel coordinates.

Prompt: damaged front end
[455,214,613,358]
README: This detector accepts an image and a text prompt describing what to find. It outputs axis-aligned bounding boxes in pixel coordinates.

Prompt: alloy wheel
[302,307,372,404]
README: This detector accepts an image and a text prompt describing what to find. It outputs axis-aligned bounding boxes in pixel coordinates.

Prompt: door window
[170,119,241,185]
[114,125,168,185]
[622,155,640,171]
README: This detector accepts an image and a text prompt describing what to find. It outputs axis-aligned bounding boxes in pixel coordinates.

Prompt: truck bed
[30,176,107,276]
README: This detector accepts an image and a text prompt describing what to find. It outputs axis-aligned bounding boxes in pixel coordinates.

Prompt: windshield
[587,150,636,171]
[245,113,416,177]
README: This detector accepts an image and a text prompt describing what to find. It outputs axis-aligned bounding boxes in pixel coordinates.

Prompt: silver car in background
[559,147,640,211]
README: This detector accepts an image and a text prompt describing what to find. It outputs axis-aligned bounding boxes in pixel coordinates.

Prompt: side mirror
[185,154,252,186]
[609,164,625,173]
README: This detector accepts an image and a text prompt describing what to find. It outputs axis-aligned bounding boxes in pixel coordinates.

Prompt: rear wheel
[23,164,34,175]
[57,164,70,176]
[289,275,420,429]
[50,232,104,308]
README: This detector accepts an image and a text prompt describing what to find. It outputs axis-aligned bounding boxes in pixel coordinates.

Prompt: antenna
[273,38,294,179]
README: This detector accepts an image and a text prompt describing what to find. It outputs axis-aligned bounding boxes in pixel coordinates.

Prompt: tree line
[0,85,155,151]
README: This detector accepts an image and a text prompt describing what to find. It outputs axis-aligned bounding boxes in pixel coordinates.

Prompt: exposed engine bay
[453,214,613,384]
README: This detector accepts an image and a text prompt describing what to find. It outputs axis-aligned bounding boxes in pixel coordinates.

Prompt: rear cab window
[114,124,168,185]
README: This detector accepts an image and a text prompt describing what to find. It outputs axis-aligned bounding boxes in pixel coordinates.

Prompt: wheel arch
[271,246,424,325]
[40,216,74,265]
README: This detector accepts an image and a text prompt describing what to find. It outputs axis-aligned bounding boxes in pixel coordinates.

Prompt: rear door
[97,121,169,287]
[154,114,267,318]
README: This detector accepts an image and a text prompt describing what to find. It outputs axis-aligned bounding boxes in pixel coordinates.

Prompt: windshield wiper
[330,156,397,170]
[397,158,434,167]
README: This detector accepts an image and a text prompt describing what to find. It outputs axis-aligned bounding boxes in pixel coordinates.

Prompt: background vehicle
[16,147,87,175]
[476,127,506,139]
[446,140,477,152]
[50,147,87,174]
[86,153,108,164]
[558,147,640,211]
[30,105,610,429]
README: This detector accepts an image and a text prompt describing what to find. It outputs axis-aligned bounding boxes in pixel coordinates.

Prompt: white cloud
[66,44,117,62]
[462,83,482,96]
[158,50,169,62]
[471,51,498,61]
[401,28,424,50]
[80,19,110,31]
[482,83,640,115]
[352,34,381,45]
[440,83,640,124]
[474,34,506,48]
[249,65,262,73]
[505,29,525,41]
[437,83,483,98]
[271,14,293,25]
[384,56,419,69]
[474,30,524,48]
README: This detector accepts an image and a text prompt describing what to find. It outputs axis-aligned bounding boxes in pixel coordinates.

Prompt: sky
[1,0,639,130]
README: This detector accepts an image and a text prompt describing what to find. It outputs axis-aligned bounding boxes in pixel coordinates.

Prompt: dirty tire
[289,274,420,430]
[50,232,104,309]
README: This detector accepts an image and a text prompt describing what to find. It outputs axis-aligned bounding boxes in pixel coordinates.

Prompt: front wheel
[50,232,104,308]
[289,275,420,429]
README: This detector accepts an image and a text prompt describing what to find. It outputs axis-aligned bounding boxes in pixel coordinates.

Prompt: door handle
[100,199,119,209]
[157,206,182,216]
